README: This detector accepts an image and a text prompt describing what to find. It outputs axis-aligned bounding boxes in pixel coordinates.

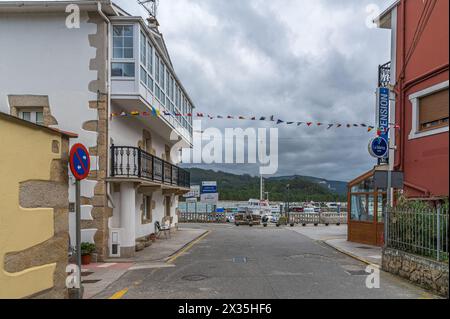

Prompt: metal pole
[437,203,441,261]
[385,137,392,248]
[75,179,82,299]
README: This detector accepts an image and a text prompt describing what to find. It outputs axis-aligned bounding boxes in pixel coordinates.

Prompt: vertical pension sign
[68,143,90,299]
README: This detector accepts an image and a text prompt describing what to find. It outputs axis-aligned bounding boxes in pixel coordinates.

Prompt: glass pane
[21,112,31,121]
[124,48,133,59]
[35,112,44,125]
[148,76,153,92]
[351,194,372,221]
[123,26,133,36]
[140,66,147,85]
[123,63,135,77]
[124,36,133,47]
[113,48,123,59]
[113,26,123,36]
[377,193,387,223]
[351,176,374,192]
[113,36,123,49]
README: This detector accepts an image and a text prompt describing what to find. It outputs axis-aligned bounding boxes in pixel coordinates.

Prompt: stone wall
[382,248,449,297]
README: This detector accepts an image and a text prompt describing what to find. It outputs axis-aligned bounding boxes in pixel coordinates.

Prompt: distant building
[0,1,193,259]
[0,112,76,298]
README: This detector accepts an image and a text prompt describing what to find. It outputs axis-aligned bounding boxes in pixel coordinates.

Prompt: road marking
[166,231,210,264]
[109,288,129,299]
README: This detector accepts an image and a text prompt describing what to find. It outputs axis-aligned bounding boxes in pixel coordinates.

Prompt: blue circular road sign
[69,143,91,180]
[368,137,388,159]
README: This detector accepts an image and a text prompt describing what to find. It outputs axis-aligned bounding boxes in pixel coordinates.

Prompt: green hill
[186,168,347,202]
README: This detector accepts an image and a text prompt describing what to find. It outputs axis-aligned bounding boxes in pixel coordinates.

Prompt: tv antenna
[138,0,159,27]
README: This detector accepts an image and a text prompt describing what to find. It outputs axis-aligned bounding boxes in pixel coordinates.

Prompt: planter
[150,233,156,242]
[81,254,92,265]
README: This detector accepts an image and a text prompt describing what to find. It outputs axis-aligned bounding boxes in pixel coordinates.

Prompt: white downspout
[97,2,114,209]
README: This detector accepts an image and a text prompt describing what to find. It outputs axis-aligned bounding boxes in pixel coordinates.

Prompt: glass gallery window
[349,174,386,222]
[112,25,134,77]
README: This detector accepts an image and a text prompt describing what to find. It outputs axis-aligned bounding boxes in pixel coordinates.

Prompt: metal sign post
[69,143,91,299]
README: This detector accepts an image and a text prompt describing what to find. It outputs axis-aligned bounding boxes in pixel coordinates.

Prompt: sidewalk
[80,227,207,299]
[288,225,382,266]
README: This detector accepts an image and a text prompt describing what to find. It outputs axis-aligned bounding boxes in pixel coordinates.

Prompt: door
[165,196,171,217]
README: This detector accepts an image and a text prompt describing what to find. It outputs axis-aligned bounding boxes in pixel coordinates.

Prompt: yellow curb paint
[109,288,129,299]
[166,231,210,264]
[322,240,380,268]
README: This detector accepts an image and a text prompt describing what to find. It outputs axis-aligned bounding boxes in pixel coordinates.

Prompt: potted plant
[81,242,96,265]
[149,233,157,242]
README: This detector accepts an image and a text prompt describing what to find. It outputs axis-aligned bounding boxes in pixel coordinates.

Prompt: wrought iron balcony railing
[110,145,190,188]
[378,61,391,88]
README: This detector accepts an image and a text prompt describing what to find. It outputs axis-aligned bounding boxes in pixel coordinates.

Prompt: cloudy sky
[9,0,395,181]
[128,0,394,181]
[128,0,394,182]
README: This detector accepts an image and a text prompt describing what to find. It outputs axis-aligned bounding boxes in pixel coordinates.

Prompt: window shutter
[419,89,449,125]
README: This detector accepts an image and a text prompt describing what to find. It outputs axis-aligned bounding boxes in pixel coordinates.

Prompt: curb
[321,240,380,268]
[165,230,210,263]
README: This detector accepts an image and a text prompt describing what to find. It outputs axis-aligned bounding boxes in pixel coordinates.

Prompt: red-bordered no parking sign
[69,143,91,180]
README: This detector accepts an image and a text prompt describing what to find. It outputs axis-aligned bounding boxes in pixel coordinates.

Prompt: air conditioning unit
[109,229,121,257]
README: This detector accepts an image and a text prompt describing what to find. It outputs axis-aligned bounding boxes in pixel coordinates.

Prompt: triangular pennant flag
[187,113,192,117]
[360,124,367,127]
[208,115,214,119]
[227,115,234,119]
[297,122,303,126]
[239,116,246,120]
[353,124,359,127]
[346,124,351,128]
[317,123,323,126]
[327,124,334,129]
[270,115,275,121]
[287,122,294,125]
[307,122,313,126]
[120,112,127,117]
[277,119,284,124]
[217,115,223,119]
[336,124,342,128]
[251,117,256,120]
[163,111,171,116]
[197,113,204,117]
[260,117,267,121]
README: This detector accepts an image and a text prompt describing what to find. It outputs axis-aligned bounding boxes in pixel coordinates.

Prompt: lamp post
[286,184,290,219]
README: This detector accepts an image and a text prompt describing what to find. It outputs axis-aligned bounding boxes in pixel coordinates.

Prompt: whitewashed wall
[0,12,101,246]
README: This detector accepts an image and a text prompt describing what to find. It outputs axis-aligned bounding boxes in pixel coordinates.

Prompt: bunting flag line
[110,110,385,132]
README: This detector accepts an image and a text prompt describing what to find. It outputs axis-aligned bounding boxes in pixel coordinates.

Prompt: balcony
[378,61,391,88]
[110,145,190,189]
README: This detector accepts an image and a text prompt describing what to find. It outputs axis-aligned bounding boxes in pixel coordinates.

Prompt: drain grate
[345,270,369,276]
[233,257,248,264]
[82,279,101,284]
[182,275,208,282]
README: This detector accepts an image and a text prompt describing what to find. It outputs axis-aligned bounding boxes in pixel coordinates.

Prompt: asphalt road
[95,224,432,299]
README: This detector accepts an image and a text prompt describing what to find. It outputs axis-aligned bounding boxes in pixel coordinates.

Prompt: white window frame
[408,80,449,140]
[111,24,136,79]
[18,107,44,125]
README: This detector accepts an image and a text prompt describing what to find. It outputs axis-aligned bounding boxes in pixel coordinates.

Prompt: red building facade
[378,0,449,200]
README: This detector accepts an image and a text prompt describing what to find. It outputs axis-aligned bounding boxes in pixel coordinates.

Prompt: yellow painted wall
[0,117,62,298]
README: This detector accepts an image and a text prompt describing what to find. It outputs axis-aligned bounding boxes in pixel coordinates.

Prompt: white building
[0,0,194,259]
